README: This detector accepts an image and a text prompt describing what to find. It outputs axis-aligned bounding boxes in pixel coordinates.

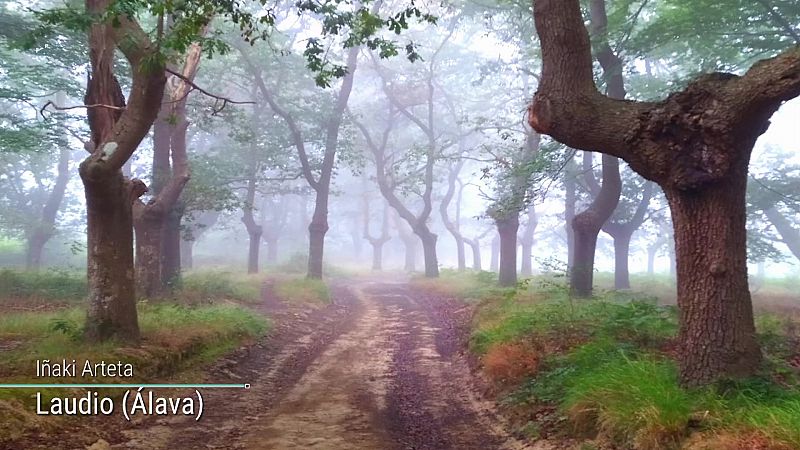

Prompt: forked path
[116,279,528,450]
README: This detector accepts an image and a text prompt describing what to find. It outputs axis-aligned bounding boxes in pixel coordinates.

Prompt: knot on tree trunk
[128,178,148,203]
[709,261,727,276]
[308,221,329,233]
[528,96,553,134]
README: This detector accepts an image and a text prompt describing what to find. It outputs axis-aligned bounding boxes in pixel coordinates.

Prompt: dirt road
[113,279,528,450]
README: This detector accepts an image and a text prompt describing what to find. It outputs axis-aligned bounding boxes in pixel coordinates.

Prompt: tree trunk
[307,191,329,279]
[496,215,519,287]
[241,172,261,275]
[528,0,796,386]
[181,238,194,270]
[490,234,500,272]
[25,234,48,270]
[665,177,761,386]
[467,238,481,271]
[414,225,439,278]
[570,154,621,297]
[613,231,632,289]
[161,205,182,289]
[26,147,71,269]
[81,0,167,343]
[247,228,262,274]
[133,209,163,298]
[647,244,657,275]
[520,242,533,277]
[83,173,144,342]
[370,242,384,270]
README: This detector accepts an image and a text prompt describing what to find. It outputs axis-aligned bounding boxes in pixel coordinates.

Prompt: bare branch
[164,68,255,115]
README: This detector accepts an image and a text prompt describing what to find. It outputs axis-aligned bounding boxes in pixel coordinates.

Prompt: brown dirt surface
[2,277,545,450]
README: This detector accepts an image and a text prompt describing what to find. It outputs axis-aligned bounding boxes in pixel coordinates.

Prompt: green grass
[179,270,263,304]
[419,271,800,449]
[470,295,677,355]
[411,269,513,301]
[0,269,86,302]
[0,300,269,444]
[564,356,691,449]
[0,303,269,376]
[273,277,330,305]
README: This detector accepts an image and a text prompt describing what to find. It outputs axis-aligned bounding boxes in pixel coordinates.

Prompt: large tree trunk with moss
[527,0,800,385]
[666,174,760,384]
[26,148,71,269]
[83,172,147,341]
[82,0,166,342]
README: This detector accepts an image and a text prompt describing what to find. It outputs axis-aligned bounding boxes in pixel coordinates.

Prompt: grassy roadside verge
[269,274,331,306]
[413,270,800,450]
[0,269,270,442]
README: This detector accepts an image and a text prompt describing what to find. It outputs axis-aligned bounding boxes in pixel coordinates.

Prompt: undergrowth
[272,276,330,305]
[432,271,800,449]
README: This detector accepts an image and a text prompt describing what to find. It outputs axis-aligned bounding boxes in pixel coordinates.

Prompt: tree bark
[527,0,800,384]
[666,177,761,384]
[497,215,519,287]
[26,147,70,269]
[133,207,162,298]
[82,0,166,342]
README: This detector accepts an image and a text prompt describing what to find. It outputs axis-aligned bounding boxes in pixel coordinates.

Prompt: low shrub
[483,340,541,386]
